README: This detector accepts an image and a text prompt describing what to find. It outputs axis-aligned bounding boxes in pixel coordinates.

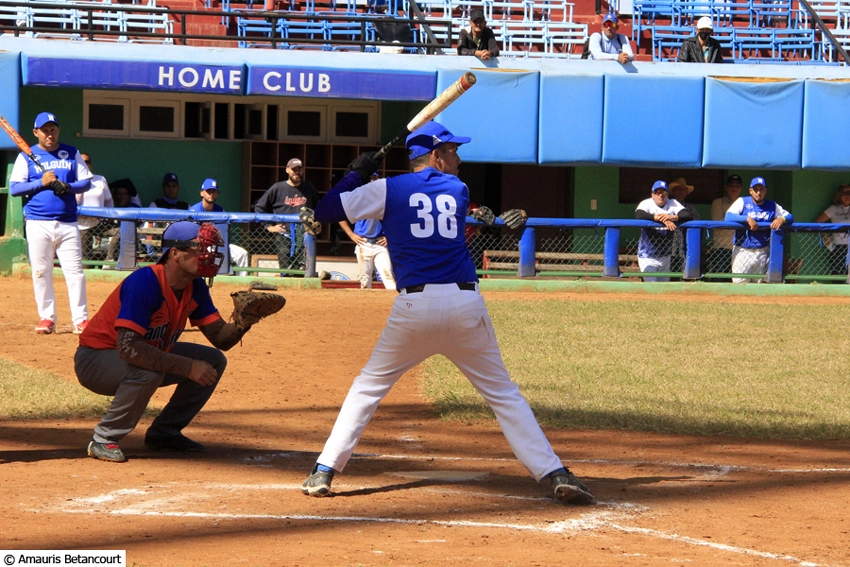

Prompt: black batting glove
[347,152,381,184]
[50,180,70,196]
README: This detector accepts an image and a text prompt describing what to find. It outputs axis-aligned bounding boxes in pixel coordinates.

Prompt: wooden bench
[482,250,640,273]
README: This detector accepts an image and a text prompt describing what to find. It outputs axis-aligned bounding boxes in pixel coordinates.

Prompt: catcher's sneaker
[548,468,595,505]
[87,440,127,463]
[301,465,334,497]
[35,319,55,335]
[144,433,205,452]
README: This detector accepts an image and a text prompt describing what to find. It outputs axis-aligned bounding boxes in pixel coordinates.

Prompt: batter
[299,121,595,505]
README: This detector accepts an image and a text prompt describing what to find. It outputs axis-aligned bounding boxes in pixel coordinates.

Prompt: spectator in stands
[588,13,634,64]
[725,177,792,283]
[76,153,114,261]
[372,0,413,54]
[709,174,743,279]
[253,158,318,274]
[109,178,143,208]
[814,184,850,279]
[634,180,693,282]
[668,177,699,275]
[188,178,249,277]
[103,183,140,270]
[677,16,724,63]
[457,9,499,60]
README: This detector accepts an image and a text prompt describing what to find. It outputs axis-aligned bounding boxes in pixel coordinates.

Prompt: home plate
[386,471,489,481]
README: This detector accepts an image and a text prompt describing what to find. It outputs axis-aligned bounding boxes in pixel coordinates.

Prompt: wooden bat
[373,71,477,161]
[0,115,45,173]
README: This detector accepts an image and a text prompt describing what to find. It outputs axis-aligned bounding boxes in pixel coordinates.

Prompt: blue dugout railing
[77,207,850,282]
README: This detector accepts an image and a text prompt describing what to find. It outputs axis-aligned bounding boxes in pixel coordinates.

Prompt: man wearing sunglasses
[587,13,633,64]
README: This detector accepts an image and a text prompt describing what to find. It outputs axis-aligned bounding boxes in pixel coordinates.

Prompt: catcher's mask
[160,221,225,286]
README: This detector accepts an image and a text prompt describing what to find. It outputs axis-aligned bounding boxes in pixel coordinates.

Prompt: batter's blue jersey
[322,169,478,290]
[9,143,92,222]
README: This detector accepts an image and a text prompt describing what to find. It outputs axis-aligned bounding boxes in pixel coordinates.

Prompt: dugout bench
[482,250,640,276]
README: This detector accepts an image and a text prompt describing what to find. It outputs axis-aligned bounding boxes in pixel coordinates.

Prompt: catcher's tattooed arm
[116,327,218,385]
[116,327,194,376]
[199,318,250,351]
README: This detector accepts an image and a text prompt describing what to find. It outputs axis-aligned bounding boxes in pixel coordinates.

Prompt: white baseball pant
[731,245,769,283]
[26,219,88,325]
[229,244,249,277]
[355,241,396,290]
[638,255,671,282]
[316,283,563,482]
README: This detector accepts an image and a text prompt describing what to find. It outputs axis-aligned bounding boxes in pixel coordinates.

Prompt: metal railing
[74,207,850,283]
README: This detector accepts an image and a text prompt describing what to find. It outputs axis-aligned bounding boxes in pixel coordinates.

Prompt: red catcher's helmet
[196,222,225,286]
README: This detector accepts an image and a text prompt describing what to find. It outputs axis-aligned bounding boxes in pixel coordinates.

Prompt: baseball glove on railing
[499,209,528,229]
[470,206,496,226]
[230,290,286,331]
[299,207,322,237]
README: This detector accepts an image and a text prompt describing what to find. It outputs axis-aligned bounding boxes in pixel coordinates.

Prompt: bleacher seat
[773,27,816,59]
[524,0,574,22]
[544,20,586,55]
[120,10,174,43]
[633,0,676,41]
[650,24,691,60]
[732,26,775,58]
[236,16,277,47]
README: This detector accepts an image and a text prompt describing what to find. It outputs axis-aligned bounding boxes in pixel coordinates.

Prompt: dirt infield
[1,276,849,567]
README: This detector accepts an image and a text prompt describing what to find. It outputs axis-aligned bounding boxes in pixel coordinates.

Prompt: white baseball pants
[316,283,563,482]
[355,242,396,290]
[26,219,88,325]
[229,244,249,277]
[638,255,671,282]
[731,246,769,283]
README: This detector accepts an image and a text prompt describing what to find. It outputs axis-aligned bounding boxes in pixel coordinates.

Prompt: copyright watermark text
[1,551,125,566]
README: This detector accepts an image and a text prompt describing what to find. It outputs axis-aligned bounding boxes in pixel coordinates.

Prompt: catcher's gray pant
[315,283,563,482]
[75,343,226,444]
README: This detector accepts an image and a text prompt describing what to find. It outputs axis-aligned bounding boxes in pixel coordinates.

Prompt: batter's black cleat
[301,464,334,497]
[87,440,127,463]
[548,468,596,505]
[144,433,205,453]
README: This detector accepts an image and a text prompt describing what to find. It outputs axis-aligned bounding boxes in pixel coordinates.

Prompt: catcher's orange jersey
[80,263,221,351]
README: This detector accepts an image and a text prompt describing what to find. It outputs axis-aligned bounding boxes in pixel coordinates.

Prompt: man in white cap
[588,13,634,63]
[677,16,724,63]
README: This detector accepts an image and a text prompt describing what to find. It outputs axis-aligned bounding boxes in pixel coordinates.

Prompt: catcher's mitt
[230,290,286,330]
[50,180,69,196]
[299,207,322,237]
[470,206,496,226]
[499,209,528,229]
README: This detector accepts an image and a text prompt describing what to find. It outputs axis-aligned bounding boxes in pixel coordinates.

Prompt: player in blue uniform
[725,177,793,283]
[10,112,93,335]
[299,121,595,505]
[339,217,396,290]
[188,178,249,276]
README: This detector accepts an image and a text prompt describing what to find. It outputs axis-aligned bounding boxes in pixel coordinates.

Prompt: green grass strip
[422,299,850,440]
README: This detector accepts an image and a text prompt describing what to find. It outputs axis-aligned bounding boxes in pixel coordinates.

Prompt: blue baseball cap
[406,121,471,160]
[201,178,218,191]
[750,176,766,188]
[163,173,179,185]
[159,221,201,260]
[34,112,59,129]
[651,180,668,193]
[602,12,618,25]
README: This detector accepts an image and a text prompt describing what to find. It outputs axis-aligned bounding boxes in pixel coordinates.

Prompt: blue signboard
[23,56,245,94]
[246,66,435,100]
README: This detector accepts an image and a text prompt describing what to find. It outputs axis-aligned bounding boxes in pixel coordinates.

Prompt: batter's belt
[400,282,476,294]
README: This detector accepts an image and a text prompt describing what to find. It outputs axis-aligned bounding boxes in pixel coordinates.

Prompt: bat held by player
[372,72,477,162]
[0,114,45,173]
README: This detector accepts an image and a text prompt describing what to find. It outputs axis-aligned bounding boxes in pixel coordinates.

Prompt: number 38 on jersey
[410,193,459,239]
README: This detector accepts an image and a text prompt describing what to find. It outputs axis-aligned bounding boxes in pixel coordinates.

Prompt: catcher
[75,221,285,463]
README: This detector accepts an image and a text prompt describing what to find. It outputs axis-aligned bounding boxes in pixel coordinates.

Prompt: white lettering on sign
[178,67,199,87]
[262,71,332,94]
[203,69,224,89]
[157,66,241,91]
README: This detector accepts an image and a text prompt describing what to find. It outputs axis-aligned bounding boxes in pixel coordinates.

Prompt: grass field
[422,299,850,440]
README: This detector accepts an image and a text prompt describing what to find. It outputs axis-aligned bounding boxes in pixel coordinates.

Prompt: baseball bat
[372,71,477,161]
[0,115,45,173]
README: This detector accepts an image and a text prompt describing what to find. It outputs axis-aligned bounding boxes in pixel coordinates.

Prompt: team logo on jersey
[58,150,69,160]
[284,195,307,207]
